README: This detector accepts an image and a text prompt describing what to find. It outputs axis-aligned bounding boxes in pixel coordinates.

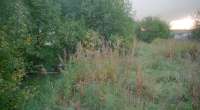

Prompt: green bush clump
[192,11,200,41]
[136,17,170,43]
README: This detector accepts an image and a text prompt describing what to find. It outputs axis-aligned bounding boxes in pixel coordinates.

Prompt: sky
[131,0,200,22]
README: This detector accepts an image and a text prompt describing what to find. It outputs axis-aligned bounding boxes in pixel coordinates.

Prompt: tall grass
[22,39,200,110]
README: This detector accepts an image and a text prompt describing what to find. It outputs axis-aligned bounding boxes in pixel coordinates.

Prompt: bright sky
[131,0,200,30]
[170,16,195,30]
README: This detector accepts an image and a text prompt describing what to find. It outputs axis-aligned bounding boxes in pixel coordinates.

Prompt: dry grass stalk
[191,85,200,110]
[136,64,143,96]
[165,39,175,59]
[191,72,200,110]
[74,101,81,110]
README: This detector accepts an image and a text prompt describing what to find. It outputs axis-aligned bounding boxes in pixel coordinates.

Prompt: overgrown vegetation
[0,0,135,109]
[21,39,200,110]
[1,0,200,110]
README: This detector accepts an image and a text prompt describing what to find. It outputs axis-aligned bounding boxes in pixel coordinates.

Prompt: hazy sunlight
[170,16,195,30]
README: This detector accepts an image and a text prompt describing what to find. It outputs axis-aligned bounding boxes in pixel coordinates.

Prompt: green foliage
[192,27,200,41]
[59,0,135,42]
[0,0,135,109]
[0,0,135,70]
[0,31,27,110]
[58,19,88,53]
[136,17,170,43]
[192,11,200,41]
[81,0,135,38]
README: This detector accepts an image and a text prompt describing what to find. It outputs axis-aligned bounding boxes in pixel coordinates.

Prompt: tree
[59,0,135,43]
[0,0,135,75]
[192,11,200,41]
[136,17,170,43]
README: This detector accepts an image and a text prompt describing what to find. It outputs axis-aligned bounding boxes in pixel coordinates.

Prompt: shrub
[192,11,200,41]
[0,31,28,110]
[136,17,170,43]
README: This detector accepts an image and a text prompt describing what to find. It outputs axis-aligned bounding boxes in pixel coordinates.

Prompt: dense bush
[136,17,170,43]
[0,31,27,110]
[59,0,136,48]
[0,0,135,71]
[192,26,200,41]
[192,11,200,41]
[0,0,135,109]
